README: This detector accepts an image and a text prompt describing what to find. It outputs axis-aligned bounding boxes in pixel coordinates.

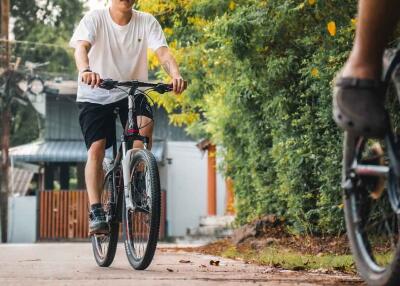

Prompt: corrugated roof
[45,80,78,95]
[10,140,165,163]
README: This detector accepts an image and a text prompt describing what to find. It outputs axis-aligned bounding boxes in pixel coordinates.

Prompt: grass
[217,244,356,273]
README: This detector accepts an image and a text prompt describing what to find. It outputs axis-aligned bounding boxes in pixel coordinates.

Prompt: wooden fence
[39,190,167,240]
[39,190,89,240]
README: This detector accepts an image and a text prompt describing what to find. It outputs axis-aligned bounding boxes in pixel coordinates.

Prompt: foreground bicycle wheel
[342,80,400,285]
[123,150,161,270]
[91,159,120,267]
[343,132,400,285]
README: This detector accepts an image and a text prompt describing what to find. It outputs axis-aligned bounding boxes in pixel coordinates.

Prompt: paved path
[0,243,364,286]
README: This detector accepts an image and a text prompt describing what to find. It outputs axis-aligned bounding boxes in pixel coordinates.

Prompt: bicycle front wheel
[123,150,161,270]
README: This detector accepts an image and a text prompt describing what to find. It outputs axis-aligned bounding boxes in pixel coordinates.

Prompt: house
[8,80,230,242]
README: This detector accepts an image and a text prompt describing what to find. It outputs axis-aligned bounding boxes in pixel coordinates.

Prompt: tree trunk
[0,108,10,242]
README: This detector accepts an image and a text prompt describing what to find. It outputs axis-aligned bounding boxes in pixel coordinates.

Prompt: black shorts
[78,95,153,150]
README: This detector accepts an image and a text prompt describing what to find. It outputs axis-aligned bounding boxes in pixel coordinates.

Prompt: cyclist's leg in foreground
[333,0,400,137]
[86,139,109,234]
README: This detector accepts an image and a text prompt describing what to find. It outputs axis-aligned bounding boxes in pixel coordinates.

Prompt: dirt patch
[193,215,351,256]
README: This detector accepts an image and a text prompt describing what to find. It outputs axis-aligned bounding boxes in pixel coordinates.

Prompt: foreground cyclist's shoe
[89,207,109,235]
[333,76,389,138]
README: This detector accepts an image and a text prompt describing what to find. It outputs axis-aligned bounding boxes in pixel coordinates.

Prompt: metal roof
[10,140,165,163]
[45,80,78,95]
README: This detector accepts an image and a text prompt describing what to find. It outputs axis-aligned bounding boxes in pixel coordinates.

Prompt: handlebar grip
[98,79,117,90]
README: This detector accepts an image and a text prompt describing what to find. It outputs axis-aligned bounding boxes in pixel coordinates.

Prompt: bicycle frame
[104,85,152,222]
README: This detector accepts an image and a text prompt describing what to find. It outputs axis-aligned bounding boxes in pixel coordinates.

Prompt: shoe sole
[333,91,388,138]
[89,229,110,236]
[89,223,110,236]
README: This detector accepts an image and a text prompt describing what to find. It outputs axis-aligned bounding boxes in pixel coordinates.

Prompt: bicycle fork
[122,145,135,212]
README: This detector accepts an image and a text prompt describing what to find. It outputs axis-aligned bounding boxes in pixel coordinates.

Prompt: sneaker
[332,76,388,138]
[89,207,109,235]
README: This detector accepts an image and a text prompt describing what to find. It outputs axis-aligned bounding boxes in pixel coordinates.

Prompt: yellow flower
[350,18,357,26]
[229,1,236,11]
[327,21,336,36]
[311,68,319,78]
[308,0,316,5]
[164,27,173,36]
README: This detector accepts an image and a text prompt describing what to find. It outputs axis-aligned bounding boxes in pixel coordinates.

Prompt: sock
[91,203,102,211]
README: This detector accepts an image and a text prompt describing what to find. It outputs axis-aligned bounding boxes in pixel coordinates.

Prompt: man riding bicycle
[69,0,186,235]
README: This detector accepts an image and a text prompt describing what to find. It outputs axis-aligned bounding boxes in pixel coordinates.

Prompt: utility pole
[1,0,10,69]
[0,0,11,243]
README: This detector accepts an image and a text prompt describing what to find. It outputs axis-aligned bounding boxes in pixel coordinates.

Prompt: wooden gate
[39,189,167,240]
[39,190,89,240]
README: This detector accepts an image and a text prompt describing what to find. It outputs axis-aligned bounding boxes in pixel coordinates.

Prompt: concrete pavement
[0,243,363,286]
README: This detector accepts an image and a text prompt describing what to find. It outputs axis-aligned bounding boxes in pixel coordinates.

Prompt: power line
[0,39,71,50]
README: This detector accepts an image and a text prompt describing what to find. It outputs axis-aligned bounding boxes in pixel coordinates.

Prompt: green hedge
[150,0,358,234]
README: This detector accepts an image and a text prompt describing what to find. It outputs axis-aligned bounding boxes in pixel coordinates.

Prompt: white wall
[163,142,227,237]
[8,196,37,243]
[165,142,207,236]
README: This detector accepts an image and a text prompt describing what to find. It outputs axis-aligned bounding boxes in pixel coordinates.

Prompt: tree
[11,0,85,75]
[0,0,84,242]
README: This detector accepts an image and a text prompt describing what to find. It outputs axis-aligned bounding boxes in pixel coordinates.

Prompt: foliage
[11,0,84,75]
[6,0,85,147]
[139,0,358,234]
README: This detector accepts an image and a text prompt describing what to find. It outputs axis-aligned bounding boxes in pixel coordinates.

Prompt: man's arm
[74,40,101,88]
[155,47,186,94]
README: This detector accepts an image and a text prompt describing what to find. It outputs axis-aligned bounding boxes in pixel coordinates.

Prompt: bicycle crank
[361,142,385,200]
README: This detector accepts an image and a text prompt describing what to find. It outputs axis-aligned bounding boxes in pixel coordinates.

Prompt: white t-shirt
[69,9,168,104]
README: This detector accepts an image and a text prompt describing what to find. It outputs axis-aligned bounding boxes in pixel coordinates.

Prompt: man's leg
[85,139,106,205]
[85,139,109,234]
[133,116,154,150]
[342,0,399,80]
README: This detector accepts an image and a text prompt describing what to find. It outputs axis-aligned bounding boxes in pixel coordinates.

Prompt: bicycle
[90,79,173,270]
[342,48,400,285]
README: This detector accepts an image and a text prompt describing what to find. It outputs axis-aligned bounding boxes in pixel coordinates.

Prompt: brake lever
[154,83,173,94]
[164,81,188,93]
[99,79,117,90]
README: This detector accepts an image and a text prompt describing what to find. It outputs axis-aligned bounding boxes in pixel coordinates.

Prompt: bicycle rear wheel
[122,150,161,270]
[91,159,120,267]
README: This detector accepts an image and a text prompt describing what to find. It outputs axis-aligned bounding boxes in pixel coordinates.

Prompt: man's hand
[81,71,101,88]
[172,75,187,94]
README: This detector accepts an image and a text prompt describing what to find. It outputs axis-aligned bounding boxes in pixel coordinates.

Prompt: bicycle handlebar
[99,79,174,94]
